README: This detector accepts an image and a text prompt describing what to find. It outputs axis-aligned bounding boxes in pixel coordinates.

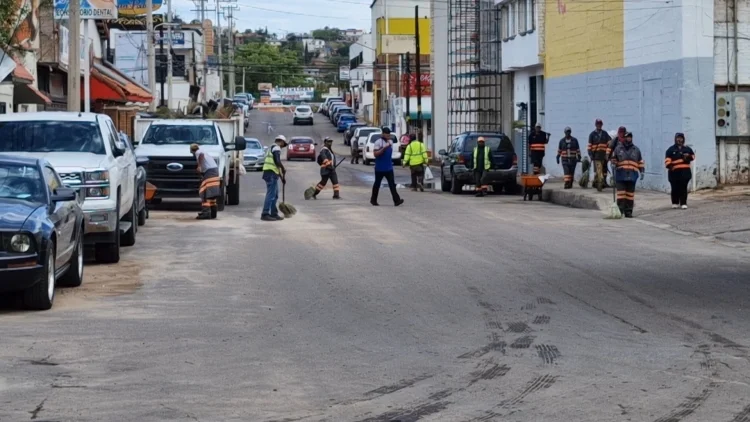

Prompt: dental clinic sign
[54,0,119,20]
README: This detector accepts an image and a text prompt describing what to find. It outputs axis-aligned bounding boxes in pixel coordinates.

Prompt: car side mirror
[438,149,447,156]
[113,140,126,157]
[233,136,247,151]
[51,187,77,202]
[136,156,149,167]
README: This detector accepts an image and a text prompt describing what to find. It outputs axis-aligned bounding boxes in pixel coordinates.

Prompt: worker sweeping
[588,119,612,191]
[472,136,491,197]
[261,135,288,221]
[311,137,341,200]
[528,123,549,174]
[610,132,645,218]
[665,132,695,209]
[556,127,581,189]
[191,143,221,220]
[403,134,429,192]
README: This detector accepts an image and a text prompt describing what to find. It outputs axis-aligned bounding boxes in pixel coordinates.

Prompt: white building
[302,38,326,52]
[348,32,375,122]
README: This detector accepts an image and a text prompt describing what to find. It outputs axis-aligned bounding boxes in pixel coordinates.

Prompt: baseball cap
[564,126,572,132]
[595,119,603,124]
[535,123,542,128]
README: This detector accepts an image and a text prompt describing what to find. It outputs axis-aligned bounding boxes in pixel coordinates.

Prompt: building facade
[349,32,375,122]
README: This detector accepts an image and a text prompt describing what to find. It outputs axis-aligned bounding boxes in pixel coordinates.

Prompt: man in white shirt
[191,143,221,219]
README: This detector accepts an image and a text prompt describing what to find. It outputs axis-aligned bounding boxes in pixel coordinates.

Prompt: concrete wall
[349,33,375,83]
[714,0,750,85]
[544,0,716,192]
[0,84,13,114]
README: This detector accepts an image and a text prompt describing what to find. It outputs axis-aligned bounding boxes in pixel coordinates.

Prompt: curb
[541,188,611,211]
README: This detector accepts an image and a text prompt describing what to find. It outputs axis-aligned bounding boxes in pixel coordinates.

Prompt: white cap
[275,135,287,142]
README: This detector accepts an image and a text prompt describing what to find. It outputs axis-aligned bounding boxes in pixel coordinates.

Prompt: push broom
[604,162,622,219]
[279,179,297,218]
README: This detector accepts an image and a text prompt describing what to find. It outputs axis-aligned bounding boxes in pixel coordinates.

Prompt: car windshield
[296,107,311,112]
[0,121,106,154]
[245,140,262,150]
[291,138,313,144]
[0,163,45,202]
[340,115,355,121]
[141,125,218,145]
[358,129,380,138]
[463,135,514,152]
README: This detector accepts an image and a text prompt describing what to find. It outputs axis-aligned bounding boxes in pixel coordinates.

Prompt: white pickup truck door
[102,118,134,211]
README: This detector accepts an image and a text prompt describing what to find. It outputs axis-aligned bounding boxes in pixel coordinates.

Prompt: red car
[286,137,317,161]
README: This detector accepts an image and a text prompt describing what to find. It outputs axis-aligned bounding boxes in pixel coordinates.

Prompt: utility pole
[167,0,174,110]
[216,1,223,97]
[147,0,157,111]
[222,2,238,97]
[414,5,423,141]
[159,26,165,107]
[383,0,390,126]
[67,0,81,111]
[405,53,411,130]
[242,67,245,93]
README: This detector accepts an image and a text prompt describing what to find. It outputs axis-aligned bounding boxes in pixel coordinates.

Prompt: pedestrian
[556,127,581,189]
[403,133,429,192]
[312,137,341,200]
[665,132,695,209]
[472,136,491,197]
[610,132,645,218]
[528,123,549,174]
[370,128,404,207]
[261,135,288,221]
[588,119,612,191]
[191,143,221,220]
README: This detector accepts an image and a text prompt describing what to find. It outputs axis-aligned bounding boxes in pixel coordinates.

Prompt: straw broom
[604,162,622,219]
[279,179,297,218]
[578,157,591,188]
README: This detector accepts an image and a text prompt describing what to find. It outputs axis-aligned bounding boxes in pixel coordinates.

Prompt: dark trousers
[670,179,689,205]
[616,180,636,216]
[474,171,488,193]
[410,165,425,189]
[562,161,577,188]
[530,152,544,174]
[315,172,340,197]
[371,170,401,204]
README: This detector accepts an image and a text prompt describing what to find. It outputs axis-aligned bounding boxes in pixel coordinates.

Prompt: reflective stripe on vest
[473,146,491,170]
[262,149,279,174]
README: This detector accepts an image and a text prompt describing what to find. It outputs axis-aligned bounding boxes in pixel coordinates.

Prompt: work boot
[261,214,277,221]
[475,191,485,197]
[196,209,211,220]
[210,206,218,219]
[333,192,341,200]
[272,214,285,220]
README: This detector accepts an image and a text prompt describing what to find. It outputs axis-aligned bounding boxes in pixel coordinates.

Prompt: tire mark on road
[652,382,719,422]
[535,345,561,365]
[537,297,556,305]
[532,315,550,324]
[729,404,750,422]
[499,374,558,409]
[364,374,434,397]
[507,322,531,333]
[457,338,506,359]
[354,401,450,422]
[561,290,648,334]
[510,336,535,349]
[468,359,511,386]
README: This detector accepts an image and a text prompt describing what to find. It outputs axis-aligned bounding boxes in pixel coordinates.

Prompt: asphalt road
[2,110,750,422]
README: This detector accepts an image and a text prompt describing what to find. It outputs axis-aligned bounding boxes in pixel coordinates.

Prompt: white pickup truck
[0,112,139,264]
[134,117,247,209]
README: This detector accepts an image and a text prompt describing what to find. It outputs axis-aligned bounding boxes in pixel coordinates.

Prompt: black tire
[149,198,162,205]
[138,206,147,226]
[95,201,121,264]
[24,241,55,310]
[217,182,226,211]
[59,228,83,287]
[441,171,451,192]
[120,196,137,247]
[364,159,370,165]
[450,172,463,194]
[227,175,240,206]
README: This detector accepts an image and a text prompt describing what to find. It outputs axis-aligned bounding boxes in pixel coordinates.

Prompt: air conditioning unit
[716,92,750,137]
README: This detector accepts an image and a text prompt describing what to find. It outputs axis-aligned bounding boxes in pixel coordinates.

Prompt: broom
[578,157,591,188]
[604,162,622,219]
[279,179,297,218]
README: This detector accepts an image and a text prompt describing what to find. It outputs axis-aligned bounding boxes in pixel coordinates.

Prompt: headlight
[85,170,109,182]
[86,187,110,198]
[10,234,32,253]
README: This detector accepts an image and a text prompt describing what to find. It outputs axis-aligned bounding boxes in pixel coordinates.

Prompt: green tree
[311,27,341,42]
[234,42,310,92]
[0,0,28,51]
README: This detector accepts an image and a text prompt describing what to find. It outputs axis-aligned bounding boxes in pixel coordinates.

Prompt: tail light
[457,154,465,164]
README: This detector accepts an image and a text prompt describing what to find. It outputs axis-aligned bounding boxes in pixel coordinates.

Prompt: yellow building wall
[544,0,624,78]
[376,18,431,55]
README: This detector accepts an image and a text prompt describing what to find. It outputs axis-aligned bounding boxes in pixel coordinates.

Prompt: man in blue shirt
[370,128,404,207]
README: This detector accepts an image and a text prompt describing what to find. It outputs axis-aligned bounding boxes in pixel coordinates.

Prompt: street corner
[540,181,610,211]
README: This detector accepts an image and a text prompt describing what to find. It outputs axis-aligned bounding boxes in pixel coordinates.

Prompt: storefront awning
[14,82,52,105]
[87,61,153,103]
[407,97,432,120]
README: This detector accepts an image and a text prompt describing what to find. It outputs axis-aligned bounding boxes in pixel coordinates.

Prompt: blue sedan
[0,156,85,310]
[337,114,357,132]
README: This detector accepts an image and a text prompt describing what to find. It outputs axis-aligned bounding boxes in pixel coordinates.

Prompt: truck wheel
[138,206,147,226]
[450,173,463,195]
[120,196,137,247]
[24,242,55,310]
[441,171,451,192]
[59,229,84,287]
[217,183,226,211]
[95,201,121,264]
[227,176,240,206]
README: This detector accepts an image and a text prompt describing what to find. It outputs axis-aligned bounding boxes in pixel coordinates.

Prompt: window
[530,0,536,30]
[517,0,528,34]
[290,138,313,144]
[141,125,219,146]
[501,7,509,39]
[0,121,106,154]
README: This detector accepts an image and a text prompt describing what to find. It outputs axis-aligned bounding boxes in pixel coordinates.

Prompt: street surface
[2,110,750,422]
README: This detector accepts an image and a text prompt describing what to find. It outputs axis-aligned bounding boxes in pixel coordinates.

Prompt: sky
[170,0,373,34]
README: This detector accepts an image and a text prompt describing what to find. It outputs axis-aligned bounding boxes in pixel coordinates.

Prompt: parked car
[0,112,139,264]
[438,132,518,195]
[331,106,353,124]
[327,102,346,119]
[337,114,357,132]
[363,133,401,165]
[293,105,314,125]
[321,97,343,115]
[236,93,254,110]
[344,122,366,146]
[242,138,266,171]
[350,127,382,160]
[287,137,317,161]
[0,156,85,310]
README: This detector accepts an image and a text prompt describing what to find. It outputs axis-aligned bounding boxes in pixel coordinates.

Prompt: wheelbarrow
[521,174,545,201]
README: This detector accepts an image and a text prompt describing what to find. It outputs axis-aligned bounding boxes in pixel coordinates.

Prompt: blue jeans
[262,172,279,216]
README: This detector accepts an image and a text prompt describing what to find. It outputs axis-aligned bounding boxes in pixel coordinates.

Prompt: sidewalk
[543,179,750,249]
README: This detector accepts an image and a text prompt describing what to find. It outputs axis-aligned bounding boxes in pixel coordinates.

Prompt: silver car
[243,138,266,171]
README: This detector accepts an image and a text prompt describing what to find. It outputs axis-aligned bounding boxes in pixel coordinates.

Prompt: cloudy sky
[170,0,372,34]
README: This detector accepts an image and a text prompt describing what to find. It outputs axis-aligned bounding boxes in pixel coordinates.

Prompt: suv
[344,122,366,145]
[438,132,518,195]
[0,112,139,263]
[293,105,314,125]
[350,127,382,160]
[135,120,246,210]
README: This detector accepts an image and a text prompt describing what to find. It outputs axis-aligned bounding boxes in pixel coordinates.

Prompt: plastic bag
[424,166,434,181]
[239,164,247,175]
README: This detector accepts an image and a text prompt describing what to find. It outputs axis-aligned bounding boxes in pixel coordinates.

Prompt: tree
[234,42,310,92]
[311,27,341,42]
[1,0,29,52]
